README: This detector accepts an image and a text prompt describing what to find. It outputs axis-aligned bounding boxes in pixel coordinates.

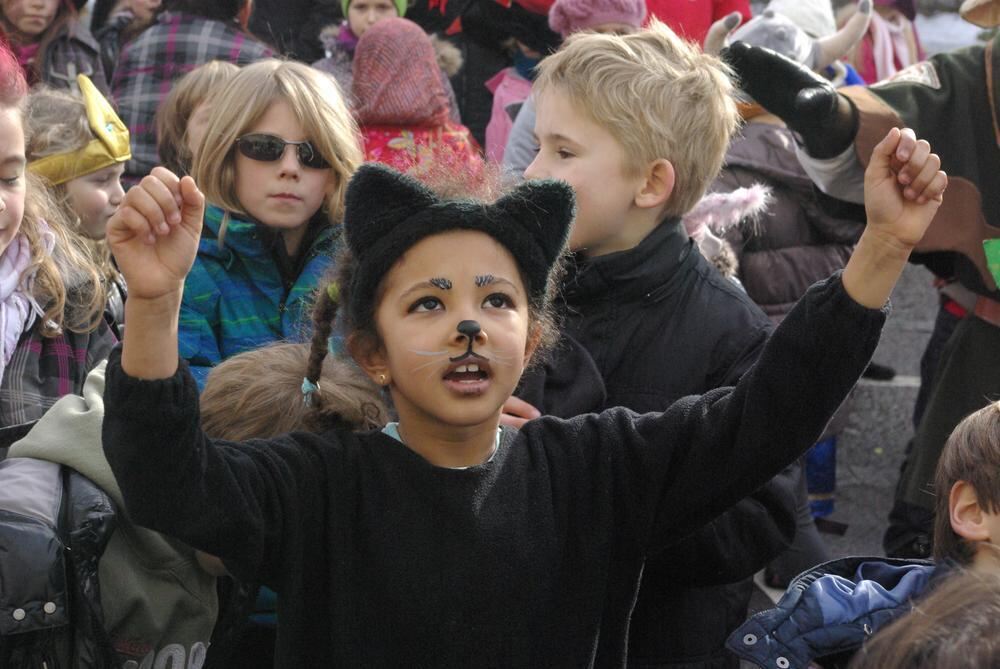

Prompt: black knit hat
[342,163,575,326]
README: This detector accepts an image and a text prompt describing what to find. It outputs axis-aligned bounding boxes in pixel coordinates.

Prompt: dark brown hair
[848,570,1000,669]
[200,342,388,441]
[933,401,1000,564]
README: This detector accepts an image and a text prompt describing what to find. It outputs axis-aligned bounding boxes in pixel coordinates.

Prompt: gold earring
[379,374,387,386]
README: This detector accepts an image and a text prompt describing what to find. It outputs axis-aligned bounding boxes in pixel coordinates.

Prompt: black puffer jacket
[0,436,117,669]
[519,220,796,668]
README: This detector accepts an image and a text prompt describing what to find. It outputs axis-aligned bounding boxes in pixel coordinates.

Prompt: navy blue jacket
[729,556,947,669]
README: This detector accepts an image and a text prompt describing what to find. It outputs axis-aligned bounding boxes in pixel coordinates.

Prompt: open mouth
[443,362,489,384]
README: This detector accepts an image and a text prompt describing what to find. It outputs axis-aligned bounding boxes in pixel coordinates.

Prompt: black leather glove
[722,40,859,159]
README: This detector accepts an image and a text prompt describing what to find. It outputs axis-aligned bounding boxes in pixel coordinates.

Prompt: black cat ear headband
[341,163,576,327]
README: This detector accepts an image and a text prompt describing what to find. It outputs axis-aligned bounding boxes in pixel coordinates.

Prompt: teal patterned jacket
[179,206,337,389]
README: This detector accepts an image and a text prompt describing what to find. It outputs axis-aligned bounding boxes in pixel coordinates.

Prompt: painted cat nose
[457,320,481,339]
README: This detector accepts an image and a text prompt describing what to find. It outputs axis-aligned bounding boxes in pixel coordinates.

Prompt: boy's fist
[106,167,205,301]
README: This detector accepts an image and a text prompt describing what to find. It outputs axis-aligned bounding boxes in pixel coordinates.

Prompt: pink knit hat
[548,0,647,38]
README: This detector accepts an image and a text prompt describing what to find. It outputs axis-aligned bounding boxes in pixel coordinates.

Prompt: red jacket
[645,0,750,44]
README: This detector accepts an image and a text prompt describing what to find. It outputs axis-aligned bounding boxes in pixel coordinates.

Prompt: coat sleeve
[650,274,882,547]
[642,474,797,585]
[101,348,324,585]
[526,273,885,552]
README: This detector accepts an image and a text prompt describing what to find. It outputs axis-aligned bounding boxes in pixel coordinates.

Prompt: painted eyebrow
[400,279,452,300]
[0,155,25,169]
[477,276,521,293]
[429,277,452,290]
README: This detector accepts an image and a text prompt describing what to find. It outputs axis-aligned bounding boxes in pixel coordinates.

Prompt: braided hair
[304,272,344,401]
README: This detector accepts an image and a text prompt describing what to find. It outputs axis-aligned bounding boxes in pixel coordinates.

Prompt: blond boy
[516,22,813,667]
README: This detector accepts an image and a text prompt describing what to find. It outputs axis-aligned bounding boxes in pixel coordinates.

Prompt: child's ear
[347,332,391,387]
[950,481,992,542]
[634,159,675,211]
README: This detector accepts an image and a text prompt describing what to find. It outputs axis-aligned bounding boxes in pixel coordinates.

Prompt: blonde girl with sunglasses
[172,58,362,388]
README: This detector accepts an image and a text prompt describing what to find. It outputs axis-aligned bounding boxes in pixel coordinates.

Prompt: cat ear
[343,163,439,255]
[492,179,576,266]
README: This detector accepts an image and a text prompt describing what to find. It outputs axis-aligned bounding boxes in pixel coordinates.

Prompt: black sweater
[102,275,884,667]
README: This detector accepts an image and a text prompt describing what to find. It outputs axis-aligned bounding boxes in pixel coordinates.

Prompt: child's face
[0,107,26,257]
[234,99,333,242]
[526,89,647,258]
[64,162,126,240]
[1,0,59,40]
[347,0,398,38]
[369,230,535,430]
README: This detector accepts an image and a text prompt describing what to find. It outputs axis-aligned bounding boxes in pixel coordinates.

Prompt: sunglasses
[234,133,330,170]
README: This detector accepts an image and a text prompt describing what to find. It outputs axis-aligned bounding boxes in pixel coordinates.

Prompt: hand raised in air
[106,167,205,301]
[864,127,947,252]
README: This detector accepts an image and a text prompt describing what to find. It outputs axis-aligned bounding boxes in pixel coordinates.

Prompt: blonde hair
[155,60,240,176]
[200,342,388,440]
[193,59,362,232]
[533,20,740,217]
[22,171,108,335]
[24,86,122,291]
[25,87,92,161]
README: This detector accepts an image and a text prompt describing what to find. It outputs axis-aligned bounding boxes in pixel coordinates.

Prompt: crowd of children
[0,0,995,667]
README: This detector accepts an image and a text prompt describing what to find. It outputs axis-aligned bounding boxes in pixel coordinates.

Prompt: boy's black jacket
[519,220,788,668]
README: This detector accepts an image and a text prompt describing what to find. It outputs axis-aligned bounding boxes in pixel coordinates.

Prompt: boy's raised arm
[842,127,947,308]
[105,167,205,379]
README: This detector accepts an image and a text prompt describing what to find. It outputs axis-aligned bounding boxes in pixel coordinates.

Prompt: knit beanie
[765,0,836,37]
[341,0,408,18]
[352,18,450,126]
[341,164,574,328]
[548,0,646,37]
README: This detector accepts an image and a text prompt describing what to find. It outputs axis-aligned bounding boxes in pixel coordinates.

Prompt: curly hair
[25,86,122,289]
